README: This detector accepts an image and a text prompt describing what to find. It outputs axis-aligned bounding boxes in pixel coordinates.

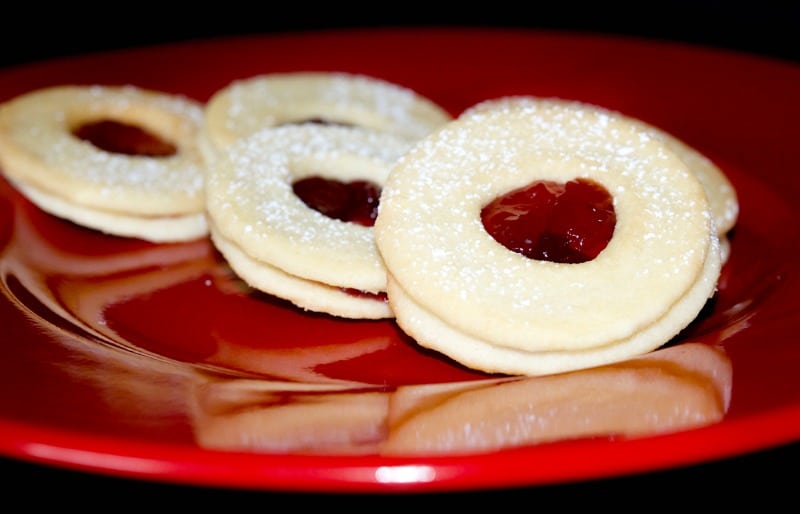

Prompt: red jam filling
[292,175,384,301]
[292,176,381,227]
[481,178,616,264]
[340,288,388,302]
[73,120,177,157]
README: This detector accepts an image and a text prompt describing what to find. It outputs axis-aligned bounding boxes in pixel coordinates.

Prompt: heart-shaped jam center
[293,176,381,227]
[481,178,616,264]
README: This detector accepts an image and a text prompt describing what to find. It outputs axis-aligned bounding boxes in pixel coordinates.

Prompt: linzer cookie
[374,97,723,376]
[205,123,413,319]
[0,85,208,242]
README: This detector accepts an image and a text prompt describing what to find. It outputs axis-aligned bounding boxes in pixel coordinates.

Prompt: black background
[1,3,798,67]
[1,1,799,508]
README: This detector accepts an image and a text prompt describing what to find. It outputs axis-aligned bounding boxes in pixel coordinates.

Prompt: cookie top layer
[206,123,413,293]
[0,85,206,216]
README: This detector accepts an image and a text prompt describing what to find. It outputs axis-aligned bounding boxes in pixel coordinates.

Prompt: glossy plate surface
[1,28,799,493]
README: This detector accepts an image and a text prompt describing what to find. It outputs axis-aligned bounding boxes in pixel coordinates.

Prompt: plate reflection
[189,342,731,456]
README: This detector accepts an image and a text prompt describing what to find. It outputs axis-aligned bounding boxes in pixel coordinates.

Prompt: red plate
[1,28,799,493]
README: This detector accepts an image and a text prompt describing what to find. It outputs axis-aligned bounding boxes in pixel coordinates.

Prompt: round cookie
[0,85,208,242]
[199,71,452,163]
[206,123,413,319]
[374,97,722,375]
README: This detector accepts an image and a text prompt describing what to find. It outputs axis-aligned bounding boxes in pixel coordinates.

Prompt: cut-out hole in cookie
[293,176,382,227]
[72,119,177,157]
[481,178,616,264]
[280,118,355,128]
